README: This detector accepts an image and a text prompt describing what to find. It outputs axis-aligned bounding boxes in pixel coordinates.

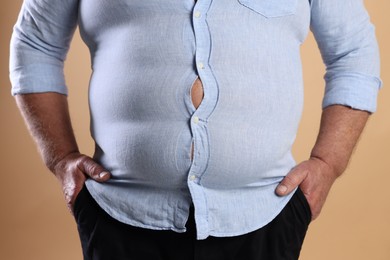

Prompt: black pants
[74,186,311,260]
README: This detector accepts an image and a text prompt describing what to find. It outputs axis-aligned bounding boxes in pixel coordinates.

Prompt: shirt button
[189,175,197,181]
[198,62,205,70]
[194,11,201,18]
[193,116,199,124]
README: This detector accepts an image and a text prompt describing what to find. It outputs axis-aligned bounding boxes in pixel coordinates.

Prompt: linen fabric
[74,185,311,259]
[10,0,381,239]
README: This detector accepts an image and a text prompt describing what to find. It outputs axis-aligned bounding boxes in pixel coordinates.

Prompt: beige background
[1,1,389,259]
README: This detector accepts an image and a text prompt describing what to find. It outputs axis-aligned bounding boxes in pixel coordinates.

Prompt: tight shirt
[10,0,381,239]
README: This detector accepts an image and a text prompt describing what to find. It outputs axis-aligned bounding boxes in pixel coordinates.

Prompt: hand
[52,152,111,215]
[275,157,338,220]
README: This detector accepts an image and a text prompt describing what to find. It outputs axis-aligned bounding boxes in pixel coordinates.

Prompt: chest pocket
[238,0,298,18]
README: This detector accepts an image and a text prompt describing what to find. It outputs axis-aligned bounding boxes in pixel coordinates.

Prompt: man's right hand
[52,152,111,215]
[14,93,111,215]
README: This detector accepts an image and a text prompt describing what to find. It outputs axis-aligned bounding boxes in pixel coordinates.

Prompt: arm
[276,0,381,220]
[15,93,110,214]
[276,105,369,219]
[10,1,111,214]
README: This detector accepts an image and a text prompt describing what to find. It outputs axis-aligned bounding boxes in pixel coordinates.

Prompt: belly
[190,77,204,160]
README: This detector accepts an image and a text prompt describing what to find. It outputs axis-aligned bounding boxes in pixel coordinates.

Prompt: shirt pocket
[238,0,298,18]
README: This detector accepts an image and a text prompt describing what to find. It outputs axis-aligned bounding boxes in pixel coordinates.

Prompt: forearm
[310,104,370,178]
[276,104,371,219]
[15,92,110,213]
[15,92,79,172]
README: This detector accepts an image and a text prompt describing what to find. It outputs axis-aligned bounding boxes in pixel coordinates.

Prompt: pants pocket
[296,187,312,224]
[73,185,87,219]
[73,185,101,260]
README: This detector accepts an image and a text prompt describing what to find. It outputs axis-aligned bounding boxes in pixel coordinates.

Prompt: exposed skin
[14,78,204,215]
[276,105,370,220]
[190,77,204,160]
[15,93,111,215]
[191,77,204,110]
[15,83,369,221]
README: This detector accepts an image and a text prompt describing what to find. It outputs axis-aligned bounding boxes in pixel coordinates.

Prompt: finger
[276,166,308,196]
[78,156,111,182]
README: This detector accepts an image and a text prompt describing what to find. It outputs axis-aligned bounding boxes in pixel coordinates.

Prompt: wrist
[48,150,81,174]
[308,154,342,181]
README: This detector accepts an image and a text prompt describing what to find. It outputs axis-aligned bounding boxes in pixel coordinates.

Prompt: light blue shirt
[10,0,381,239]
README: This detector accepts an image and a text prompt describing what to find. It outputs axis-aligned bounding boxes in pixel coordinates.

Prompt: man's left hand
[276,157,338,220]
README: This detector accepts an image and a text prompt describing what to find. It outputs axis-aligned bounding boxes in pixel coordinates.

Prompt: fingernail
[277,185,287,194]
[99,171,109,179]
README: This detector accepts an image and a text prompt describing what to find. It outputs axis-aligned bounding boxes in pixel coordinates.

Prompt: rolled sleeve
[9,0,79,96]
[310,0,382,113]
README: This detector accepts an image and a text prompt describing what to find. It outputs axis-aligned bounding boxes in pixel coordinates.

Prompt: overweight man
[10,0,381,259]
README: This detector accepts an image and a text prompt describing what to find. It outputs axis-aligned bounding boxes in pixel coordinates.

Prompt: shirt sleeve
[310,0,382,113]
[9,0,79,96]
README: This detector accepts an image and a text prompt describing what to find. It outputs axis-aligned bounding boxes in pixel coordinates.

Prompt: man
[10,0,381,259]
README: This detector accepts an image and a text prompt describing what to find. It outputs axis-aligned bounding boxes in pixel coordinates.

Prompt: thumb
[276,165,308,196]
[78,156,111,182]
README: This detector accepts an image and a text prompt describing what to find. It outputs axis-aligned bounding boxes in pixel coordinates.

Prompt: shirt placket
[187,0,219,239]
